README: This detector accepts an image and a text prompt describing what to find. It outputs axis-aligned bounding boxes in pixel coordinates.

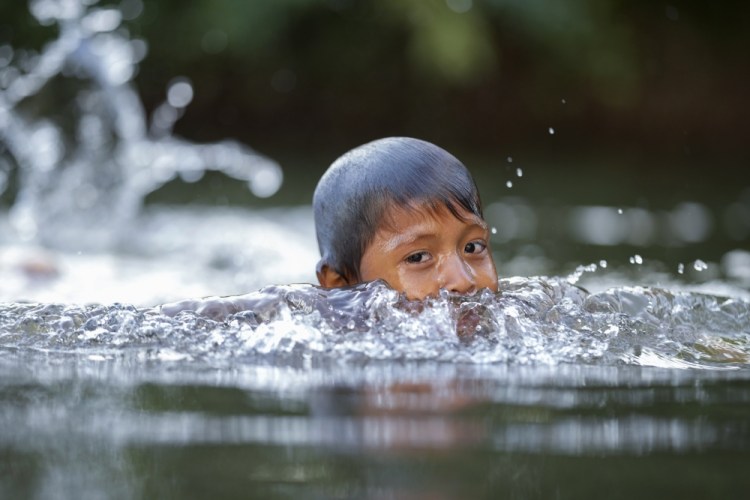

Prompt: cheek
[396,268,440,300]
[359,249,399,285]
[476,260,499,291]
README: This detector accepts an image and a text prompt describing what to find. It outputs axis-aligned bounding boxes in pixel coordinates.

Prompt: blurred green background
[2,0,749,274]
[3,0,748,199]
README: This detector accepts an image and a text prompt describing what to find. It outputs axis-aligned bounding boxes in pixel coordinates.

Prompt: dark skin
[317,203,499,300]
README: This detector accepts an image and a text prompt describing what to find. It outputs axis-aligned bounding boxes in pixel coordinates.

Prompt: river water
[1,204,749,499]
[2,0,750,498]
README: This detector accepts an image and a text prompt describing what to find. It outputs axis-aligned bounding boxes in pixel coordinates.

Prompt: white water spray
[0,0,282,249]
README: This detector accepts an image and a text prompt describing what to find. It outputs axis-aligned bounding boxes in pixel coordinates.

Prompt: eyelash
[404,240,487,264]
[464,240,487,254]
[405,251,429,264]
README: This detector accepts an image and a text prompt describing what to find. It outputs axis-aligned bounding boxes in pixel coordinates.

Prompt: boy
[314,136,498,299]
[159,137,498,318]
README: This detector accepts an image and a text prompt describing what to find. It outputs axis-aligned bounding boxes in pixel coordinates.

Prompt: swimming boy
[314,136,498,299]
[159,137,498,318]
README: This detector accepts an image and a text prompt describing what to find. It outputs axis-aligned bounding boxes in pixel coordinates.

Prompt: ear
[316,263,351,288]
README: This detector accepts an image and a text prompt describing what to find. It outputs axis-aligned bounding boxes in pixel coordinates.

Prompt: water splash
[0,0,282,249]
[693,259,709,271]
[2,277,747,369]
[566,262,598,284]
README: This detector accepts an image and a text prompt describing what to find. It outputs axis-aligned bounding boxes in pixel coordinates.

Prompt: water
[1,215,748,499]
[1,296,749,498]
[2,1,750,498]
[0,0,282,249]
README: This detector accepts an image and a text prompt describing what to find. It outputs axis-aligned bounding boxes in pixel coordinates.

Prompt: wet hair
[313,137,483,281]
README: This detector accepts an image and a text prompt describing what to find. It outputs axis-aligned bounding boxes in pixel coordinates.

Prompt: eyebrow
[384,231,437,252]
[384,220,489,253]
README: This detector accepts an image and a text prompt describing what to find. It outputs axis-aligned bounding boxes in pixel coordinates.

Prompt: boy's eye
[405,251,429,264]
[464,241,487,254]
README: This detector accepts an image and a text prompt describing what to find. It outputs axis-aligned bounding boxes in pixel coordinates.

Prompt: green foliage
[2,0,748,156]
[383,0,497,84]
[487,0,639,104]
[133,0,637,95]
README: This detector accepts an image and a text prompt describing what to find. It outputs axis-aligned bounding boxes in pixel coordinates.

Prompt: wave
[2,277,748,369]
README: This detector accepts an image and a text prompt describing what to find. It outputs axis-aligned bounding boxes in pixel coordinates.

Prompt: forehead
[378,201,486,234]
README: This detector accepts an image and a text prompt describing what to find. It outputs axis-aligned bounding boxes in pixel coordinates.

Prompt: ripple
[2,277,748,369]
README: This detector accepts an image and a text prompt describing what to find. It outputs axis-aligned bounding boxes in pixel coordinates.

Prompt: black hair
[313,137,484,281]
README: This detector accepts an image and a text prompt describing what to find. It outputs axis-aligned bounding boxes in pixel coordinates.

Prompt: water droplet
[677,263,685,274]
[548,127,555,135]
[566,263,598,284]
[120,0,145,21]
[516,167,523,177]
[629,254,643,265]
[505,180,513,188]
[506,156,513,163]
[693,259,708,271]
[599,259,608,269]
[249,166,283,198]
[167,78,193,108]
[81,8,122,33]
[491,227,497,235]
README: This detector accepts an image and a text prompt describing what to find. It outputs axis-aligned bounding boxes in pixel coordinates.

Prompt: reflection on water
[0,194,748,498]
[2,1,750,498]
[1,263,749,497]
[486,192,750,277]
[2,353,750,499]
[486,192,750,248]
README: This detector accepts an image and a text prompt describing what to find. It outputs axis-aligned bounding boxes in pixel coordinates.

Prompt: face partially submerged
[355,203,499,300]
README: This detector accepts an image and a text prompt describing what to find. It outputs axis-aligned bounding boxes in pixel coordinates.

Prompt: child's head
[313,137,498,299]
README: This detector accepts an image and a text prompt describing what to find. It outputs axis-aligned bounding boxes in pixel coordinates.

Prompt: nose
[439,254,476,295]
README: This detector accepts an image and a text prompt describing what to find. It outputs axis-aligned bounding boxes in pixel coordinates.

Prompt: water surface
[2,221,749,498]
[2,0,749,496]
